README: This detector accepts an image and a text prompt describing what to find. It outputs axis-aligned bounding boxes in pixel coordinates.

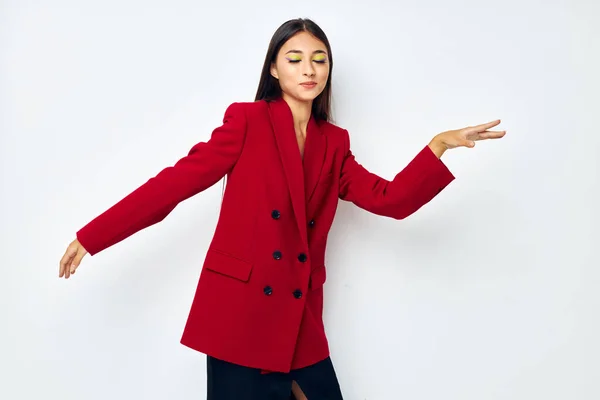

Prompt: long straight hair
[254,18,334,122]
[222,18,335,201]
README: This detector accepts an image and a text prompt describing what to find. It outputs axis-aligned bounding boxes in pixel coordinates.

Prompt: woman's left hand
[428,119,506,157]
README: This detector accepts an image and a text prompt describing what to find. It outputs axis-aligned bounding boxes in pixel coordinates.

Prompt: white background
[1,0,598,399]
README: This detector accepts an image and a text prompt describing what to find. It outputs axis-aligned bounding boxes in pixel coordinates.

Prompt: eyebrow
[285,50,328,55]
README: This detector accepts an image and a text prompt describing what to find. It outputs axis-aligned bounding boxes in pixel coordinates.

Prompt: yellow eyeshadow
[285,54,327,62]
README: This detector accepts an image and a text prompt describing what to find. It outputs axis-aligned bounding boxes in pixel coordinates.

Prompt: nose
[303,63,316,78]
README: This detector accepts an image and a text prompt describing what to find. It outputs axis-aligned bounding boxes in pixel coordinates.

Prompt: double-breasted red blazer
[76,96,455,373]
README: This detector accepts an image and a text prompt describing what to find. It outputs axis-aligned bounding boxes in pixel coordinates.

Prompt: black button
[309,219,315,228]
[273,250,282,260]
[297,253,307,262]
[293,289,303,299]
[271,210,281,219]
[264,286,273,296]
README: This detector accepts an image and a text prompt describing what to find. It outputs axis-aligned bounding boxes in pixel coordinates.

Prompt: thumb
[70,248,87,273]
[462,140,475,148]
[60,245,77,272]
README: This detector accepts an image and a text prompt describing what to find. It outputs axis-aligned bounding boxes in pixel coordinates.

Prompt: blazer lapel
[267,98,308,248]
[303,117,327,205]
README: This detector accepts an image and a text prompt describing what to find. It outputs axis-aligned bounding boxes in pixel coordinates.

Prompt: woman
[58,18,505,400]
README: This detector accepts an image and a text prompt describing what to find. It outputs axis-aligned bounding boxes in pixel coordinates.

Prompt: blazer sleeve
[76,102,247,255]
[338,129,455,220]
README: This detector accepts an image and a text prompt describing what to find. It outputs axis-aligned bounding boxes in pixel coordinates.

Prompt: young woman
[59,18,505,400]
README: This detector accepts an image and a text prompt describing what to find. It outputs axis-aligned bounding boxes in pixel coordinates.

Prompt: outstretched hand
[59,239,88,279]
[429,119,506,157]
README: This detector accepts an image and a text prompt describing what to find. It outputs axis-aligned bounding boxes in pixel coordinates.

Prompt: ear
[270,63,279,80]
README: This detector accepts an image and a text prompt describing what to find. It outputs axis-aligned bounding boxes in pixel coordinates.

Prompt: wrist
[428,135,447,158]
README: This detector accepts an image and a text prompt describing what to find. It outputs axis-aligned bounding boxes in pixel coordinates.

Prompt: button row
[265,210,310,300]
[263,285,303,299]
[272,209,316,228]
[272,251,308,262]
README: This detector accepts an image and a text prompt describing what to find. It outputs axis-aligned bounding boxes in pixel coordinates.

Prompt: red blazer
[76,97,455,373]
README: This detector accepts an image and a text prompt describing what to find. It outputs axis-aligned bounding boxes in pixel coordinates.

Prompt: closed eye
[287,59,327,64]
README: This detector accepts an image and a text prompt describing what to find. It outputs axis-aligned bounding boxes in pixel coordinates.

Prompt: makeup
[312,54,327,63]
[286,54,302,62]
[284,51,328,63]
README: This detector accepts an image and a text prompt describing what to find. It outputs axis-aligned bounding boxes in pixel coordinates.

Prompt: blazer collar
[267,97,328,249]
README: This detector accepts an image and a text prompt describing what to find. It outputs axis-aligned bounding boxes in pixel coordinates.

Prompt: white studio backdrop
[1,1,598,399]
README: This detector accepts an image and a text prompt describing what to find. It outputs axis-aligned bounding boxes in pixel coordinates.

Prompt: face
[270,31,330,105]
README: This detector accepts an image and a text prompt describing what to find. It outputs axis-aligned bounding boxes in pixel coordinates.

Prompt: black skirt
[206,355,344,399]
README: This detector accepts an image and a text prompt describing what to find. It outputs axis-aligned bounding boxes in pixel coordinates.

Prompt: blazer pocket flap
[309,264,327,290]
[203,248,253,282]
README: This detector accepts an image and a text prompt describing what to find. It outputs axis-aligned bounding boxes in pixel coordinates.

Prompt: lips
[300,82,317,88]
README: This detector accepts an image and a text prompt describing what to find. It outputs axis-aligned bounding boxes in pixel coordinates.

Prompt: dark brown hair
[254,18,334,122]
[222,18,334,199]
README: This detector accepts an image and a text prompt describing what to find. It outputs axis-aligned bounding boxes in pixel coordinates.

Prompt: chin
[286,93,314,104]
[282,86,325,104]
[296,89,324,103]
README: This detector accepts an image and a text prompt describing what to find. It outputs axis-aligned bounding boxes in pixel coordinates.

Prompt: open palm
[441,119,506,149]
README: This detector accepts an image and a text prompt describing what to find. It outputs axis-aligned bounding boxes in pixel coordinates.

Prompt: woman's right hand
[59,239,88,279]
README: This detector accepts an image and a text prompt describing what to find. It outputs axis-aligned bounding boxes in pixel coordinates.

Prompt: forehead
[280,31,327,53]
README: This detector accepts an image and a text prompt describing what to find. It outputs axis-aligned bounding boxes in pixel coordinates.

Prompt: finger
[66,251,81,278]
[461,139,475,148]
[467,119,501,133]
[478,130,506,140]
[64,245,80,279]
[70,249,86,275]
[59,247,77,277]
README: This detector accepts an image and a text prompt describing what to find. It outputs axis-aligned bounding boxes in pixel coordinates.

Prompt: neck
[281,93,312,135]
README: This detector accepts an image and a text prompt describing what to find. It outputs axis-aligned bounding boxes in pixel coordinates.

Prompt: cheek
[318,66,329,81]
[317,76,329,92]
[276,65,296,88]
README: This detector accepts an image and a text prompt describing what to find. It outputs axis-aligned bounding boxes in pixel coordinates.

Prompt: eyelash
[287,59,327,64]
